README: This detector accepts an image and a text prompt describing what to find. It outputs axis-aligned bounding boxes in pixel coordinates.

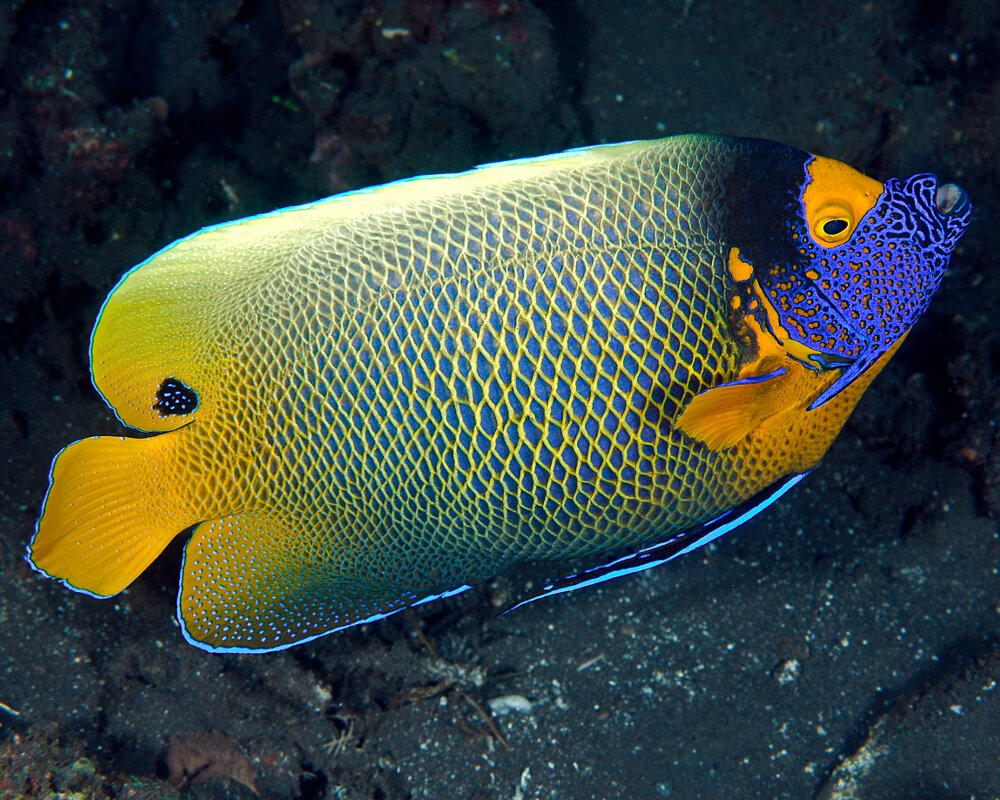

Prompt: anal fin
[504,472,809,614]
[179,509,471,653]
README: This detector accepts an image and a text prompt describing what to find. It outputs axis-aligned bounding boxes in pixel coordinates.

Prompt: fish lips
[933,179,972,250]
[935,181,968,216]
[896,172,972,251]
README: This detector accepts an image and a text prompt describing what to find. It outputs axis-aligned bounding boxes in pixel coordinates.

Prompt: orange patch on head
[728,247,754,282]
[802,156,883,249]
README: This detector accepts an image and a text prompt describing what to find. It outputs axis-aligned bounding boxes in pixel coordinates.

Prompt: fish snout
[934,182,968,216]
[893,173,972,251]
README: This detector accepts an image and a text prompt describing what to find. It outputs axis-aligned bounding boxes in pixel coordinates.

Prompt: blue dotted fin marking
[178,509,472,653]
[154,377,199,416]
[503,472,809,614]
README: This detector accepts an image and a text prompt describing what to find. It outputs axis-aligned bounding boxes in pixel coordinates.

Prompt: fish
[27,135,971,653]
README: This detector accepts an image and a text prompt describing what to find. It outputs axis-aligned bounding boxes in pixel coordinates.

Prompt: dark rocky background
[0,1,998,798]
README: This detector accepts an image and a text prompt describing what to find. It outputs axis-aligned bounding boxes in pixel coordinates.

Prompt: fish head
[726,146,971,409]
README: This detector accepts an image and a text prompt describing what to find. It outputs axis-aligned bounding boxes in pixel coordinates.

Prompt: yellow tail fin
[29,430,202,597]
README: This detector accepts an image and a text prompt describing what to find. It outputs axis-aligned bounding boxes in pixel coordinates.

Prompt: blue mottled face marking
[724,146,971,409]
[786,171,971,408]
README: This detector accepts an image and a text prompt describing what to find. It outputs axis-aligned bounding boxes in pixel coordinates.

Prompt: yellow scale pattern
[161,139,854,650]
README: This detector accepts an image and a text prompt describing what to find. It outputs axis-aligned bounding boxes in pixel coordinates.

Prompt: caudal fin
[28,431,201,597]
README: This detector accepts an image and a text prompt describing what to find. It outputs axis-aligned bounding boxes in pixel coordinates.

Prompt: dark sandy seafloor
[1,1,999,798]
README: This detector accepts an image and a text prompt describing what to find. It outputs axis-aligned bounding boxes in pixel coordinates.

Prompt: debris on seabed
[576,653,605,672]
[816,722,889,800]
[487,694,534,715]
[772,658,802,686]
[511,766,531,800]
[381,26,411,39]
[219,177,240,212]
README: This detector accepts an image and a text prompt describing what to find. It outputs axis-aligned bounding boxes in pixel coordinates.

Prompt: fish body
[28,136,970,652]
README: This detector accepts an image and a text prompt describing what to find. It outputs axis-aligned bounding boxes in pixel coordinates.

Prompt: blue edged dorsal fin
[503,472,810,615]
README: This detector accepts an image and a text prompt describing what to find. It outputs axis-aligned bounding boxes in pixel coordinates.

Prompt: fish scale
[27,135,970,651]
[180,148,749,647]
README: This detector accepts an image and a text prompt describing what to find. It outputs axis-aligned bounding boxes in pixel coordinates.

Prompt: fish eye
[802,155,882,249]
[822,218,849,236]
[812,202,855,245]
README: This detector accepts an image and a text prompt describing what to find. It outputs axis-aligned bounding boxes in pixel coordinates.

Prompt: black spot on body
[154,377,198,416]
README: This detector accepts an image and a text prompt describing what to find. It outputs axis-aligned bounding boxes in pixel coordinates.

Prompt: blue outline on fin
[24,438,118,600]
[719,366,785,387]
[503,472,810,615]
[176,537,473,654]
[806,350,884,410]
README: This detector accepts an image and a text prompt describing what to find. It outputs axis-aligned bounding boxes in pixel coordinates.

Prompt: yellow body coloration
[28,135,970,652]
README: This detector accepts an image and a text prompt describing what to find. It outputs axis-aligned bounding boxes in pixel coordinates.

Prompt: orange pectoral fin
[675,361,805,450]
[29,430,202,597]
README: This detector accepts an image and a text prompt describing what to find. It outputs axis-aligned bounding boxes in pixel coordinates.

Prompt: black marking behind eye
[154,377,198,416]
[822,218,849,236]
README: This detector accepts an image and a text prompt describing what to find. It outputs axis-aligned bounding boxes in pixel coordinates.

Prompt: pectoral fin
[675,360,805,450]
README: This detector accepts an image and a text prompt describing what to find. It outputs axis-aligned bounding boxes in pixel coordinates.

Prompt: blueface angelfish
[28,136,971,653]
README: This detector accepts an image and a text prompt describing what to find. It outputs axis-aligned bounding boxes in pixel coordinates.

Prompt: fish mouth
[935,182,968,216]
